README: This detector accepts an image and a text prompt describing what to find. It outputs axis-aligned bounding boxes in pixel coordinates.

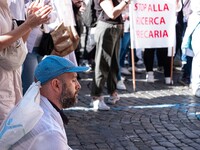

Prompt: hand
[25,5,52,29]
[27,0,51,16]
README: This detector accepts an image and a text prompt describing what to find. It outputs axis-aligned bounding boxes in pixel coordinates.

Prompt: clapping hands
[25,0,52,29]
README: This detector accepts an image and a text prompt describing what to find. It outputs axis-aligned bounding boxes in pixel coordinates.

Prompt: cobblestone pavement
[64,68,200,150]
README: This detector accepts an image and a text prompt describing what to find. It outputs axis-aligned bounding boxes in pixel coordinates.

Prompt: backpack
[82,0,97,27]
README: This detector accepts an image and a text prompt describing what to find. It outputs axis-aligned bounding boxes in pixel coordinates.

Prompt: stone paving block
[151,146,167,150]
[175,142,190,148]
[108,142,125,150]
[82,145,99,150]
[158,141,176,148]
[144,140,159,147]
[188,142,200,149]
[168,139,181,144]
[181,147,196,150]
[96,143,110,149]
[183,130,199,139]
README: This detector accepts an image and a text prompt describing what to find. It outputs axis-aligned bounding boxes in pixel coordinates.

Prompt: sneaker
[195,89,200,98]
[121,76,126,81]
[146,71,154,82]
[135,66,143,73]
[136,59,144,65]
[157,66,164,73]
[128,67,132,72]
[108,92,120,104]
[117,80,126,90]
[178,77,190,86]
[128,67,142,73]
[90,99,99,109]
[165,77,173,85]
[121,67,131,75]
[90,96,110,110]
[98,100,110,110]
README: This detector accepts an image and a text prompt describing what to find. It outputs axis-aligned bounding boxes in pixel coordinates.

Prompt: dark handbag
[38,22,79,57]
[38,32,54,56]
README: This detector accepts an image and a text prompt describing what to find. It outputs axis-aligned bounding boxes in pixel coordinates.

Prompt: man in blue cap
[11,55,90,150]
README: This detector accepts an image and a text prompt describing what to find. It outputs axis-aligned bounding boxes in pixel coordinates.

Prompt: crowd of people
[0,0,199,149]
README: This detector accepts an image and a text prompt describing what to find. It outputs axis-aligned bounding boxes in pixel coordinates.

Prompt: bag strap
[12,19,18,30]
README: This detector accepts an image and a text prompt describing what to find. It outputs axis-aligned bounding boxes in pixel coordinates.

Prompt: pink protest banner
[129,0,176,49]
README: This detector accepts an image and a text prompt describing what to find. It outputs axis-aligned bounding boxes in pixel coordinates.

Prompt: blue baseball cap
[34,55,90,84]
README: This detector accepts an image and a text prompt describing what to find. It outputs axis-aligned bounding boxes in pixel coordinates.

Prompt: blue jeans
[119,32,130,67]
[22,48,43,94]
[117,32,130,81]
[182,56,192,79]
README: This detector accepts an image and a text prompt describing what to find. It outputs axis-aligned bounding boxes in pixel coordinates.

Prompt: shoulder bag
[50,22,80,57]
[0,20,27,71]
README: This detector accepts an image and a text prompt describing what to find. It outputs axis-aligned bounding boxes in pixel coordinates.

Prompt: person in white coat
[182,0,200,97]
[10,55,90,150]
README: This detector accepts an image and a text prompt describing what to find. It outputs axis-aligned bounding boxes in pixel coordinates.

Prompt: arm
[176,0,182,12]
[0,1,52,50]
[100,0,130,19]
[22,29,31,43]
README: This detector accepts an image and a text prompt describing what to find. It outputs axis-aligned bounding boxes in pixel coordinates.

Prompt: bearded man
[10,55,90,150]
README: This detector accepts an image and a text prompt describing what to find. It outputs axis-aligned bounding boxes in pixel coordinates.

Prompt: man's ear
[51,78,62,93]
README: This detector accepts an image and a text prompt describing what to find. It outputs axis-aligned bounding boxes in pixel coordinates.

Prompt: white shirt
[8,0,25,20]
[10,96,72,150]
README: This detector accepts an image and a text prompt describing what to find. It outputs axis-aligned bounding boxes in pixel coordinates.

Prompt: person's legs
[108,33,121,103]
[90,25,110,110]
[144,48,154,72]
[175,9,183,59]
[91,21,121,110]
[135,48,143,64]
[83,26,89,59]
[119,32,131,76]
[127,48,143,74]
[156,48,164,72]
[119,32,130,67]
[180,56,193,85]
[128,48,139,67]
[175,22,183,59]
[82,26,96,68]
[22,49,43,94]
[143,48,155,82]
[157,48,172,84]
[179,21,192,86]
[117,35,128,90]
[91,26,106,98]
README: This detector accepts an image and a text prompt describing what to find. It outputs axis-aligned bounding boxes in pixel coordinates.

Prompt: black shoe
[178,77,190,86]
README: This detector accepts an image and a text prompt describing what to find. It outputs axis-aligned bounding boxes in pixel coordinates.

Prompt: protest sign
[130,0,176,48]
